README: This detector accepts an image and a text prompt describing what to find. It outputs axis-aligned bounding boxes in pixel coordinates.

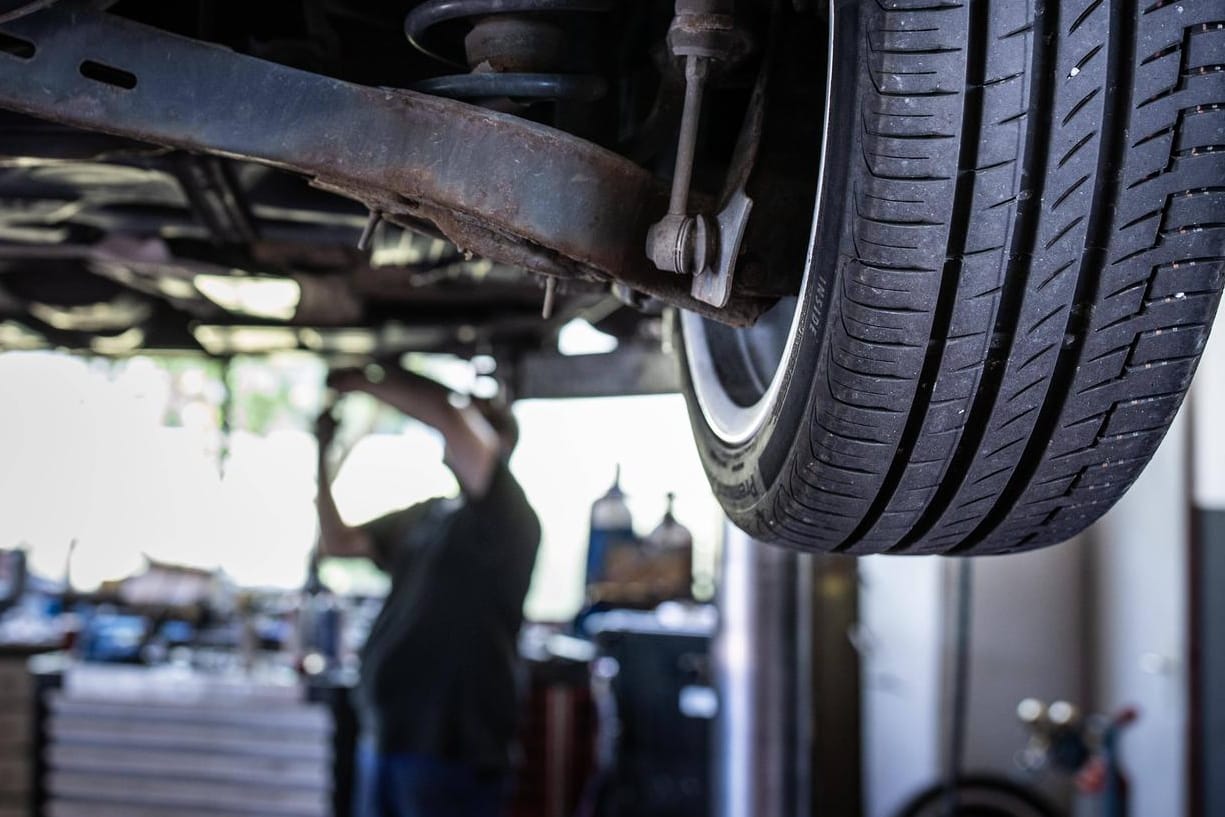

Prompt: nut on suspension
[647,212,716,278]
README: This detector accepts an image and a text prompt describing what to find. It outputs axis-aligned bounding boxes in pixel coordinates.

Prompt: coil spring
[404,0,612,103]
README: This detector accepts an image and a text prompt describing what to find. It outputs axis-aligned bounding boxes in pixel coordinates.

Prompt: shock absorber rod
[668,55,710,217]
[645,0,751,281]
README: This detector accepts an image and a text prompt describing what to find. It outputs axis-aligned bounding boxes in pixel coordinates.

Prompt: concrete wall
[1191,317,1225,817]
[859,547,1087,817]
[859,555,945,817]
[1088,408,1189,817]
[860,414,1194,817]
[962,541,1085,804]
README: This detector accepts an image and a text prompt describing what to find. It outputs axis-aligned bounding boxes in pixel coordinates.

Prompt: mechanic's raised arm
[315,410,374,560]
[328,368,501,498]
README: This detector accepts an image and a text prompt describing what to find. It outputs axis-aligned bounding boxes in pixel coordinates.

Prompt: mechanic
[314,367,541,817]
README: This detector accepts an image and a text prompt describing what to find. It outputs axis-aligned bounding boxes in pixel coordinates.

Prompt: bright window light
[193,325,300,355]
[400,353,477,394]
[0,321,45,350]
[557,318,618,356]
[194,275,301,321]
[89,327,145,355]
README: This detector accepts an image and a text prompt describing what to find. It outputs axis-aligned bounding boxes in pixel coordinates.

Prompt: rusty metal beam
[0,7,771,325]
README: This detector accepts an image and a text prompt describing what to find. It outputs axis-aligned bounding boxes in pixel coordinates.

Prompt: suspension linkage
[645,0,755,308]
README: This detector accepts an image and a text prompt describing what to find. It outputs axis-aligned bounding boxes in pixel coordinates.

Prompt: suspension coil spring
[404,0,613,103]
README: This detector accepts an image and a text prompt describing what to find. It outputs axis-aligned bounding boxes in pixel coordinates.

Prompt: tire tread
[743,0,1225,554]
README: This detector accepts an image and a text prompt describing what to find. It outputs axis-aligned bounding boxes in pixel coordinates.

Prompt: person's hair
[473,397,519,454]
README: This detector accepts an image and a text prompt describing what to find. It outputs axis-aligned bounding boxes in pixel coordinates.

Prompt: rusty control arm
[0,7,774,326]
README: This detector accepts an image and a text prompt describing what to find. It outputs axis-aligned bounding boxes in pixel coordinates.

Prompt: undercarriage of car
[0,1,817,354]
[2,0,1224,555]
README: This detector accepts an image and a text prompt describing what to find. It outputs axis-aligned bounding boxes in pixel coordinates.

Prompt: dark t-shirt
[354,460,540,772]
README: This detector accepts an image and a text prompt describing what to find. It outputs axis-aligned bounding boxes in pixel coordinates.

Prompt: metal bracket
[691,189,752,309]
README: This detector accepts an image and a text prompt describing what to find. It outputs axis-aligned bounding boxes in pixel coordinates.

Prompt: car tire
[892,774,1062,817]
[680,0,1225,554]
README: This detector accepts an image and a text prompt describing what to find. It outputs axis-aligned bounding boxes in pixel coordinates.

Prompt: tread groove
[953,0,1139,553]
[837,0,989,553]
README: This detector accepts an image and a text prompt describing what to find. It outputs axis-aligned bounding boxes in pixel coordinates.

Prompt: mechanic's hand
[326,367,371,394]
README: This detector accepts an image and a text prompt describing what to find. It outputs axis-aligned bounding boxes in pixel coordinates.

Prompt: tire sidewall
[678,0,862,538]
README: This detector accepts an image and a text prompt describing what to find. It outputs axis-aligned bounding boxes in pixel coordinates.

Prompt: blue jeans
[353,742,505,817]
